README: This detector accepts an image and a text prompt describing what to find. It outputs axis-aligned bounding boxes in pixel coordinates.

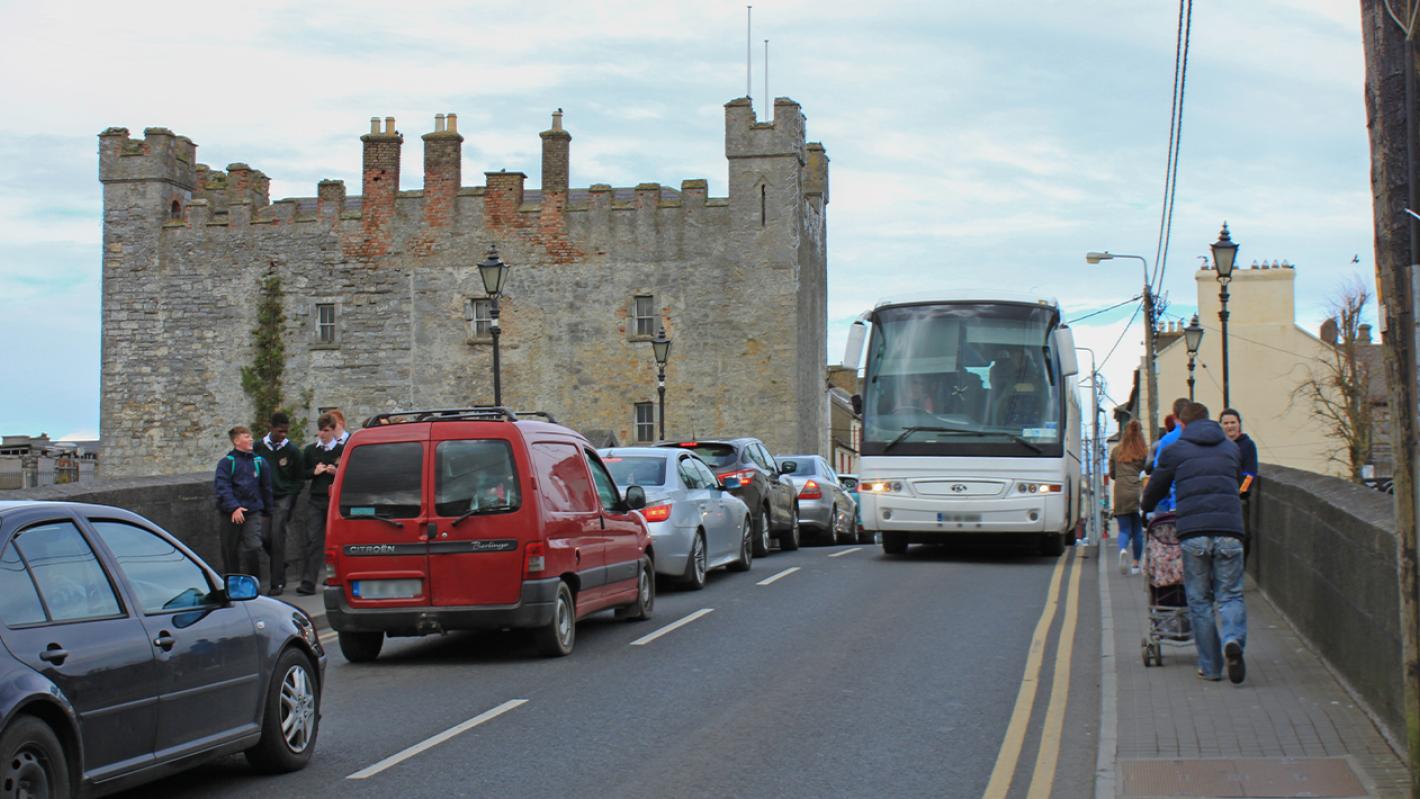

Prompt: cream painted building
[1136,262,1343,477]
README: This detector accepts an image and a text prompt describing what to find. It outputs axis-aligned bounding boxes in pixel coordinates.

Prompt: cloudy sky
[0,1,1371,440]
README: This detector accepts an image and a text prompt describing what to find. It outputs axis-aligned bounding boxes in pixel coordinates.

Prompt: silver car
[777,455,858,545]
[599,448,754,589]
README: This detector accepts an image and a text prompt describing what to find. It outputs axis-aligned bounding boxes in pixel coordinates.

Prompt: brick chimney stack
[540,108,571,194]
[422,112,463,227]
[361,116,402,224]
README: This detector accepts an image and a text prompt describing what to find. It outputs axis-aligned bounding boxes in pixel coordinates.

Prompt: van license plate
[352,579,422,599]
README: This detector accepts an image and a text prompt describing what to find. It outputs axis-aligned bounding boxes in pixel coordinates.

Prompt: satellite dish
[1320,318,1339,344]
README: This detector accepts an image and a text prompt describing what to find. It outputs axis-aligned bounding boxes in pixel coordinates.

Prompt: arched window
[170,200,182,220]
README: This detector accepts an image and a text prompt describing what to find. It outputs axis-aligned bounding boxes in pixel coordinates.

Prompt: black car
[0,501,326,797]
[659,438,799,555]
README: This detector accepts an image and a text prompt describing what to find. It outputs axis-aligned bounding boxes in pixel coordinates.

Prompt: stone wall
[99,98,829,477]
[1248,463,1401,741]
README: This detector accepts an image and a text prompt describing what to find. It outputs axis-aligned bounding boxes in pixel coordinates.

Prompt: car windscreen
[435,440,520,517]
[671,443,738,468]
[340,442,424,519]
[602,456,667,486]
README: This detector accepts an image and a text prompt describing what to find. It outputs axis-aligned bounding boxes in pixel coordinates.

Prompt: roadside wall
[1248,463,1401,742]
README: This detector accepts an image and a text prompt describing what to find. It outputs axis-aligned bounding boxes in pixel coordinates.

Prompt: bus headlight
[861,480,904,494]
[1016,482,1063,494]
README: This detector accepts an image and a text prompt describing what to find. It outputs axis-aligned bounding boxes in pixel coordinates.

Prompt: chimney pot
[384,116,395,135]
[552,109,564,131]
[447,113,458,134]
[435,113,446,133]
[370,117,380,135]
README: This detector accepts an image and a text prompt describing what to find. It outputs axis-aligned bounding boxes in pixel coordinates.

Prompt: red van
[322,408,655,660]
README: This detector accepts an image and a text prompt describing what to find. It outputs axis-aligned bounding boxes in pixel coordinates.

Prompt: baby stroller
[1141,511,1192,667]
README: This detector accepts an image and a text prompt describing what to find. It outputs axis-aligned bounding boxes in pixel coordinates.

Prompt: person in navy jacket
[214,425,274,579]
[1142,401,1248,684]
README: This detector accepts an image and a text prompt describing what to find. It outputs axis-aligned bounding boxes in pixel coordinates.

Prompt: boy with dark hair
[1142,401,1248,684]
[297,413,344,595]
[214,425,274,580]
[254,411,304,596]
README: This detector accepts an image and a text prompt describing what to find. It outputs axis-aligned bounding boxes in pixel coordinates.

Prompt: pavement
[1096,537,1410,799]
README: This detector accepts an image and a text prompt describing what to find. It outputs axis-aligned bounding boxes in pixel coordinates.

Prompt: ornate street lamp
[1086,250,1158,438]
[651,326,671,439]
[478,245,510,406]
[1184,314,1205,402]
[1210,223,1238,409]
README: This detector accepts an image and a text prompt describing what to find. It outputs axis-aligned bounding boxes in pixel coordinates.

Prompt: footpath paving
[1096,541,1410,798]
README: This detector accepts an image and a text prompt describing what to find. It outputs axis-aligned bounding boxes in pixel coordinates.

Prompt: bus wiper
[977,431,1044,454]
[883,425,977,452]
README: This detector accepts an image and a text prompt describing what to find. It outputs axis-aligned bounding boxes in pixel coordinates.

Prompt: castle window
[760,184,766,227]
[634,402,655,442]
[466,298,492,337]
[316,303,337,344]
[633,295,656,337]
[170,201,182,220]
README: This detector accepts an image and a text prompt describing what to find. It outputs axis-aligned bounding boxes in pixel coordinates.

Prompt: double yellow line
[982,548,1085,799]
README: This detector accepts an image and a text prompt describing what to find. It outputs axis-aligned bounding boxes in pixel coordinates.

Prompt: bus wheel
[1040,531,1066,556]
[881,532,908,555]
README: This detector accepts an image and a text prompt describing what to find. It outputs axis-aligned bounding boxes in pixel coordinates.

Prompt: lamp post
[477,245,510,406]
[650,326,671,439]
[1184,314,1204,402]
[1086,251,1158,438]
[1210,223,1239,410]
[1076,346,1102,547]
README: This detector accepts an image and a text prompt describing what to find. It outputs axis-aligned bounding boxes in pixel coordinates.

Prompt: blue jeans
[1115,513,1143,560]
[1181,535,1247,678]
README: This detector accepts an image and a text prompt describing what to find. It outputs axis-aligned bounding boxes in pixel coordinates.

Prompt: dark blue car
[0,501,326,797]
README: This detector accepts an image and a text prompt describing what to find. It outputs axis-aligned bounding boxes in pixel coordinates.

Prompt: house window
[466,298,492,337]
[634,402,655,442]
[316,303,337,344]
[633,295,656,337]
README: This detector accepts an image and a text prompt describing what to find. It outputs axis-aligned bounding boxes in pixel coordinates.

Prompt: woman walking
[1109,420,1149,575]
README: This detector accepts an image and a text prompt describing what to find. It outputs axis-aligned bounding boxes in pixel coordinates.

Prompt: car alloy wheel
[754,509,772,556]
[684,533,707,589]
[280,662,318,753]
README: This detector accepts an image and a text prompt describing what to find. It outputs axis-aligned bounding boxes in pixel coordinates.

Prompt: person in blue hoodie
[214,425,274,579]
[1142,401,1247,684]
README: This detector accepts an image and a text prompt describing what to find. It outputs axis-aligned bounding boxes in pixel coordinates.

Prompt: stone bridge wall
[1248,463,1401,742]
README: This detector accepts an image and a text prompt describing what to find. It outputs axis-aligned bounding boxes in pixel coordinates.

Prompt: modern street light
[1210,223,1239,410]
[477,245,510,406]
[1086,250,1158,438]
[1184,314,1205,402]
[650,326,671,439]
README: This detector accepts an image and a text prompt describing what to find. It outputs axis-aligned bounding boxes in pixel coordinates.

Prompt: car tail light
[799,479,823,499]
[323,563,338,586]
[717,468,757,484]
[642,503,672,522]
[525,542,546,576]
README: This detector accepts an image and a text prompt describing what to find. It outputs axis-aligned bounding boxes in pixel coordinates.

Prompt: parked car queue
[0,407,857,797]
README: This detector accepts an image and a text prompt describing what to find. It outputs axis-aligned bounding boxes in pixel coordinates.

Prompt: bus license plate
[937,513,982,523]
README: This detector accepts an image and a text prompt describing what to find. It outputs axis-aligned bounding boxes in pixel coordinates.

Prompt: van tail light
[799,480,823,500]
[323,563,338,587]
[717,468,757,484]
[525,542,547,576]
[642,503,672,523]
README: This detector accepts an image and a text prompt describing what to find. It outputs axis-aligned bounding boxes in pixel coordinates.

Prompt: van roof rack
[514,410,559,424]
[364,407,519,425]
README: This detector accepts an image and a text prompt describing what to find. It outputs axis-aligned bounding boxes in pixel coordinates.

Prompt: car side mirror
[778,460,797,475]
[624,484,647,510]
[721,476,742,490]
[851,394,863,416]
[226,574,260,601]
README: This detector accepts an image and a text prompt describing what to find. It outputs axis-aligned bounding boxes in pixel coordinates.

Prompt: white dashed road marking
[756,567,800,586]
[629,608,716,646]
[828,547,863,558]
[347,699,529,780]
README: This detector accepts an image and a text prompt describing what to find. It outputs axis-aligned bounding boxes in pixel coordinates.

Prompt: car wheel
[882,532,908,555]
[681,533,708,590]
[617,556,656,621]
[779,508,800,551]
[535,581,577,656]
[829,505,842,545]
[245,648,320,773]
[337,631,383,663]
[752,508,772,557]
[0,716,70,799]
[727,516,753,572]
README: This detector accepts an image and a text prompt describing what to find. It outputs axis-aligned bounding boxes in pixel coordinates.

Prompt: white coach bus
[843,293,1082,556]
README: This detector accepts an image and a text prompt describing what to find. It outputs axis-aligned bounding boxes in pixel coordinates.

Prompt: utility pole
[1360,3,1420,793]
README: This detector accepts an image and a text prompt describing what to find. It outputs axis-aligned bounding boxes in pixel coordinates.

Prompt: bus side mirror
[851,394,863,416]
[843,320,867,369]
[1055,327,1080,377]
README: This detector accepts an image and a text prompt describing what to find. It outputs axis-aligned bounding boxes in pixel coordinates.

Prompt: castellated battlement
[97,99,830,478]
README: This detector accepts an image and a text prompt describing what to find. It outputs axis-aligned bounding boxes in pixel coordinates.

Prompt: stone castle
[98,97,829,476]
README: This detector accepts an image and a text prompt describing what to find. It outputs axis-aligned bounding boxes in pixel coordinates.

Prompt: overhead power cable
[1067,294,1143,325]
[1152,0,1194,291]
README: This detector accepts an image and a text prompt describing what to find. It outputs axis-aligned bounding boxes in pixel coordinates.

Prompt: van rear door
[425,424,526,606]
[333,431,430,607]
